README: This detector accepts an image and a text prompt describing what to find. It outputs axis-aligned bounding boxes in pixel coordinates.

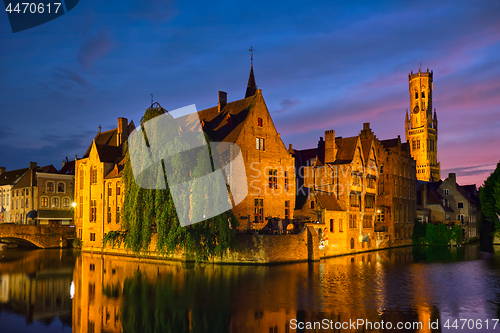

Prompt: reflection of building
[405,68,440,182]
[75,118,134,249]
[417,173,480,241]
[0,274,9,302]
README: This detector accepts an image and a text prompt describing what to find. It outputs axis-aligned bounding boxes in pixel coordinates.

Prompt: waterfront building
[405,68,440,182]
[294,125,380,255]
[9,162,75,225]
[417,173,480,241]
[196,65,295,230]
[75,117,134,249]
[294,122,417,254]
[0,166,28,223]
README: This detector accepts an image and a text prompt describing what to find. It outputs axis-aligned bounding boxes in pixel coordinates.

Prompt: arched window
[57,182,65,193]
[41,197,48,207]
[47,181,54,192]
[350,238,355,249]
[62,198,70,208]
[52,197,60,208]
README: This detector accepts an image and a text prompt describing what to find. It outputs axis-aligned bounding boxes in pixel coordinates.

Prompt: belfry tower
[405,68,440,182]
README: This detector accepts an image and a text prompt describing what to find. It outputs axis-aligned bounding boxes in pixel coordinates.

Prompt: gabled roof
[197,93,259,143]
[95,143,124,164]
[12,165,58,189]
[82,121,135,159]
[0,168,28,186]
[105,157,126,179]
[59,160,75,175]
[380,138,399,149]
[360,138,372,166]
[333,136,358,164]
[314,191,344,211]
[294,148,318,168]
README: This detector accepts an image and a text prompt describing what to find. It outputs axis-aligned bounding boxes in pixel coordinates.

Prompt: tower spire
[245,46,257,98]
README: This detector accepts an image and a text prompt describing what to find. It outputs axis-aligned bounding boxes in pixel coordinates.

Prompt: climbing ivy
[104,105,238,260]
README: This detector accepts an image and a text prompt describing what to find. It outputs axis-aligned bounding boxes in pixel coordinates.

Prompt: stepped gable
[333,136,358,165]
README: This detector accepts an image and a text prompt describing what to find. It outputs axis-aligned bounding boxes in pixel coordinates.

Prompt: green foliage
[479,162,500,236]
[121,270,231,333]
[413,221,463,246]
[412,220,427,244]
[112,105,239,261]
[72,237,82,249]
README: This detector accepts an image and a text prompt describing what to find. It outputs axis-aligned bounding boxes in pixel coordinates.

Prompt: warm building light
[72,202,77,208]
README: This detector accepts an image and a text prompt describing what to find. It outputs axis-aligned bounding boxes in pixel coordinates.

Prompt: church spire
[245,47,257,98]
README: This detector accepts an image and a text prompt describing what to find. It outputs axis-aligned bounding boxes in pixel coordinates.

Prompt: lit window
[41,197,48,207]
[47,182,54,192]
[254,198,264,222]
[52,197,60,208]
[268,169,277,189]
[90,200,97,222]
[62,198,70,208]
[256,137,265,151]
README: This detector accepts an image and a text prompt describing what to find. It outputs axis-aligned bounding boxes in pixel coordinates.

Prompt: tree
[104,104,238,260]
[479,161,500,237]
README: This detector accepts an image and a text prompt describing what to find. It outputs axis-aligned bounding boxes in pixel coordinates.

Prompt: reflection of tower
[405,68,440,181]
[0,274,9,302]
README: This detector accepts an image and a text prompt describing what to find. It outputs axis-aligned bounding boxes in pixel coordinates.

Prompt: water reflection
[3,244,500,332]
[0,249,75,331]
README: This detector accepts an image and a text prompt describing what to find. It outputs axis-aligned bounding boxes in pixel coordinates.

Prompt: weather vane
[249,46,254,65]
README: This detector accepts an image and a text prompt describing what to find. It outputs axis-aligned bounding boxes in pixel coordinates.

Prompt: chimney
[29,162,37,169]
[117,117,128,146]
[448,173,456,183]
[0,167,5,175]
[324,130,336,163]
[218,91,227,112]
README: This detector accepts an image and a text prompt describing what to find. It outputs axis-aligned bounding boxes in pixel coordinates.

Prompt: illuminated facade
[405,68,440,182]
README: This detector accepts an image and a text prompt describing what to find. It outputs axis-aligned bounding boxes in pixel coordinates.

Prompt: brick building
[9,162,75,225]
[75,118,134,249]
[294,125,380,256]
[0,166,28,223]
[417,173,480,241]
[196,65,295,229]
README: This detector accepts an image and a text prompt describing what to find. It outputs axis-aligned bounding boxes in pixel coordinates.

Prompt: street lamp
[72,202,77,208]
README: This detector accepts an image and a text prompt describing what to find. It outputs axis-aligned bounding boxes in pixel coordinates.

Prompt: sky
[1,0,499,187]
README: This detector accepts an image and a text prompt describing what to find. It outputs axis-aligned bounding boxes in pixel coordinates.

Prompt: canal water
[1,244,500,332]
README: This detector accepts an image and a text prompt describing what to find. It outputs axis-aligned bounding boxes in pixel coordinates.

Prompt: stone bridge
[0,224,76,248]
